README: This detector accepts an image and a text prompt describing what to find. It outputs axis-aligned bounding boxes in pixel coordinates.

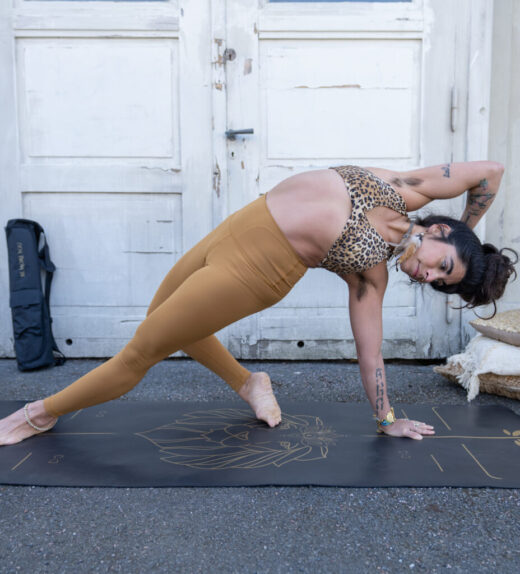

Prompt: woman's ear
[427,223,452,237]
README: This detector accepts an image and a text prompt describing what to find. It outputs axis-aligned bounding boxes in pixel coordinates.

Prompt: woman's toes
[239,372,282,427]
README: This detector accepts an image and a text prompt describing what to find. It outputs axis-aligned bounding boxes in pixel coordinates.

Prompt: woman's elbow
[487,161,505,179]
[355,344,383,365]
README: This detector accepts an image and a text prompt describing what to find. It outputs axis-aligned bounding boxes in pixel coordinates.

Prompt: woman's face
[400,225,467,286]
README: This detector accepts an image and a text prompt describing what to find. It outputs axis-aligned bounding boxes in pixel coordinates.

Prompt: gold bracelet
[375,407,396,433]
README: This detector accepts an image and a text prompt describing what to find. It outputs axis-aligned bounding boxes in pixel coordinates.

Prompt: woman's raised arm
[459,162,504,229]
[386,161,504,223]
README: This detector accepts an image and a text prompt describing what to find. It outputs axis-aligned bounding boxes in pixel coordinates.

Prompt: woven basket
[434,363,520,401]
[470,309,520,347]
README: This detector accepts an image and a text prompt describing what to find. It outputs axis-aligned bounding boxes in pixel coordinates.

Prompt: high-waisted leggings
[43,195,307,418]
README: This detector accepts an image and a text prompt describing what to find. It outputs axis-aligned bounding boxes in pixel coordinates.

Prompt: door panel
[263,39,419,161]
[0,0,214,357]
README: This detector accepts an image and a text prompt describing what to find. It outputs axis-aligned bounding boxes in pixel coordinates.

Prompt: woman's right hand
[382,418,435,440]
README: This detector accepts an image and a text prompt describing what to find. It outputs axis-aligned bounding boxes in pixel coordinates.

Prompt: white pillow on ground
[438,335,520,401]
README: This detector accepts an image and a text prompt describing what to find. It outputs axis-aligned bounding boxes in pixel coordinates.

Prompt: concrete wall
[488,0,520,311]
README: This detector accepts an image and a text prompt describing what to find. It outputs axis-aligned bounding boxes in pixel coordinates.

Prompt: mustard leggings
[43,195,307,418]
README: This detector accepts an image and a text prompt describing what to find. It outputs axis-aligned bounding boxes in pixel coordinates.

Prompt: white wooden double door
[0,0,492,360]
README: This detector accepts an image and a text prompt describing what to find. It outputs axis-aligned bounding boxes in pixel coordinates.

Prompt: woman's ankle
[27,400,58,426]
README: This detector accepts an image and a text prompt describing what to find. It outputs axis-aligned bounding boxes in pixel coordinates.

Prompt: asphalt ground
[0,358,519,574]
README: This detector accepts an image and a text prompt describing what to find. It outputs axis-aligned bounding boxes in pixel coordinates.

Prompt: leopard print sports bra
[318,165,408,276]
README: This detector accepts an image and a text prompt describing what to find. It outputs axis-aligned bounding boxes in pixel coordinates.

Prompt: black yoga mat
[1,400,519,488]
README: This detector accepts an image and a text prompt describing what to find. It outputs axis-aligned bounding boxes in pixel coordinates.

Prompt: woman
[0,161,516,445]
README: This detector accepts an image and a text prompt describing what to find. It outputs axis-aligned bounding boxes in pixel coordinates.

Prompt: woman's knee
[120,326,170,373]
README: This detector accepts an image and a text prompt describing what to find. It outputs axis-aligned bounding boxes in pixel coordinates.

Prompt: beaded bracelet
[23,403,55,432]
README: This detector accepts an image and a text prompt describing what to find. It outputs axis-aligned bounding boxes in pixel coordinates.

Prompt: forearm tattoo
[375,368,384,413]
[442,164,451,178]
[464,178,495,223]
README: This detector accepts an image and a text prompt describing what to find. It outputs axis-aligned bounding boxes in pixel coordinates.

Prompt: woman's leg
[0,258,280,445]
[145,225,279,415]
[146,249,251,392]
[0,196,306,445]
[42,260,282,418]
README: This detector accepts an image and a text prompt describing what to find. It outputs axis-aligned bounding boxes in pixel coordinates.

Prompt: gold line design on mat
[502,429,520,446]
[461,443,502,480]
[431,407,451,430]
[68,410,83,420]
[45,432,117,436]
[430,454,444,472]
[421,435,520,440]
[401,408,409,419]
[11,452,32,471]
[372,434,520,441]
[48,455,65,464]
[136,409,340,470]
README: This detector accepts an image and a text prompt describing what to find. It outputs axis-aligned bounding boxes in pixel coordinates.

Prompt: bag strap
[36,225,66,366]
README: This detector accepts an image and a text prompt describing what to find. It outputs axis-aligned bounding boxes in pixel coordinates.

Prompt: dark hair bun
[461,245,518,314]
[414,214,518,316]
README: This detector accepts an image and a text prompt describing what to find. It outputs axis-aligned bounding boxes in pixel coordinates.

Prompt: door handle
[225,128,254,140]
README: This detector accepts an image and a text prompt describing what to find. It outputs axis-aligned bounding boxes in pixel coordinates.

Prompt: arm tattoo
[442,164,451,178]
[463,178,495,225]
[468,193,494,209]
[375,368,384,413]
[467,179,494,210]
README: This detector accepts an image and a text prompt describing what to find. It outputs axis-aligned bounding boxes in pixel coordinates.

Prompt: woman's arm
[345,271,390,420]
[345,266,434,439]
[459,162,504,229]
[374,161,504,220]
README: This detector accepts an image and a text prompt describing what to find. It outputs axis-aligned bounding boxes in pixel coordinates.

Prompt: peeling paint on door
[213,162,221,197]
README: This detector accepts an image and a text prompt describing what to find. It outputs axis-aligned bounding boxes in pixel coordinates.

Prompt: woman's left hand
[382,418,435,440]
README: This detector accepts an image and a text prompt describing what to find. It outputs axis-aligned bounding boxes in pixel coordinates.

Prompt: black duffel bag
[5,219,65,371]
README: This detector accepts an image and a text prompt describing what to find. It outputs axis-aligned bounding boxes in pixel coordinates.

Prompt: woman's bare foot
[0,400,57,446]
[238,372,282,427]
